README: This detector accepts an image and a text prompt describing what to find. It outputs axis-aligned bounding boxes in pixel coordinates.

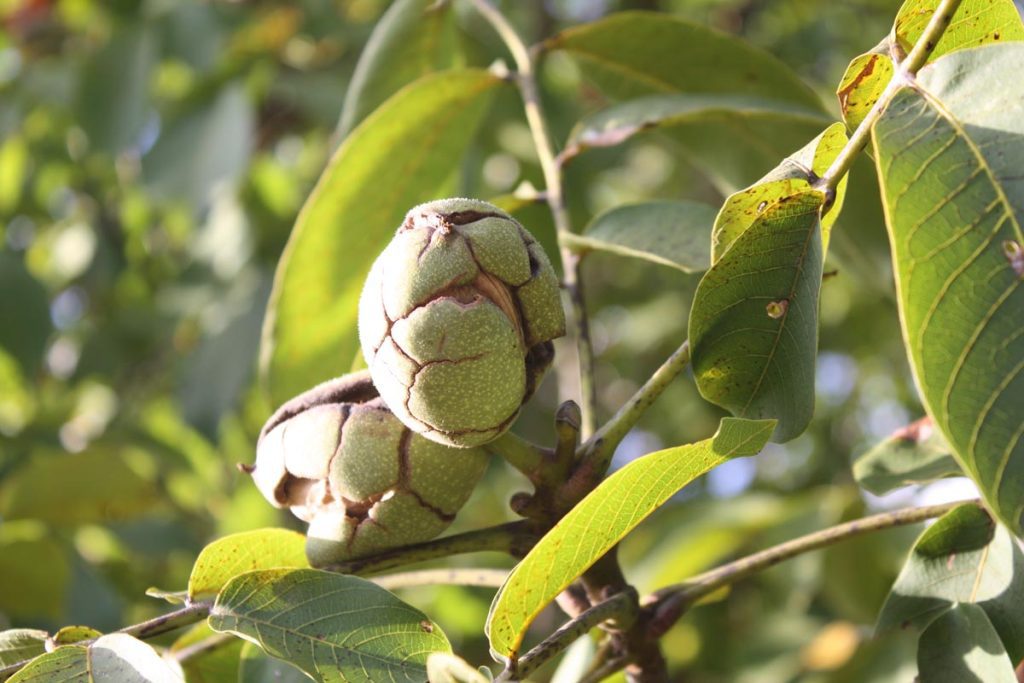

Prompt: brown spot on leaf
[766,299,789,319]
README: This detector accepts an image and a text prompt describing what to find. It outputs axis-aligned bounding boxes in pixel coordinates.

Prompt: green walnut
[358,198,566,448]
[248,371,488,566]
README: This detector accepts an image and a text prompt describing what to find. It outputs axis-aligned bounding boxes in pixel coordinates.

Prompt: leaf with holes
[486,418,775,662]
[208,568,451,682]
[872,43,1024,535]
[188,528,308,601]
[876,504,1024,662]
[260,69,503,405]
[689,191,825,442]
[563,200,717,272]
[853,417,962,495]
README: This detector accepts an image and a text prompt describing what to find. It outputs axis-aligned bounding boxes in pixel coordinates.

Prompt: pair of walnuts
[250,199,566,565]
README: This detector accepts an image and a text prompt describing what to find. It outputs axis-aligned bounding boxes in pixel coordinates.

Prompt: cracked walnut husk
[358,198,566,448]
[248,371,488,566]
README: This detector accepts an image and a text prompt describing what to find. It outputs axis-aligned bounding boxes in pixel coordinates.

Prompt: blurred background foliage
[0,0,1008,680]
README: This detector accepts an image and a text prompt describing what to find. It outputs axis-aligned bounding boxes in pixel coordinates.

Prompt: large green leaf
[260,69,502,404]
[689,191,825,442]
[872,43,1024,535]
[563,200,717,273]
[209,568,451,682]
[486,418,775,662]
[336,0,459,138]
[876,504,1024,662]
[917,604,1018,683]
[7,634,182,683]
[836,0,1023,132]
[565,94,831,191]
[0,630,47,667]
[545,11,820,108]
[853,417,962,495]
[188,528,309,601]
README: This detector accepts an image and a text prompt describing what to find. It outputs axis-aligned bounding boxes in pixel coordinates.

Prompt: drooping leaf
[336,0,460,138]
[565,93,832,191]
[916,603,1018,683]
[260,69,502,404]
[187,528,308,601]
[0,522,70,620]
[486,418,775,661]
[0,450,159,525]
[545,11,820,109]
[711,123,848,262]
[853,417,962,495]
[7,634,183,683]
[836,0,1023,132]
[208,568,451,682]
[876,504,1024,662]
[689,192,825,442]
[872,43,1024,535]
[0,630,47,667]
[563,200,717,272]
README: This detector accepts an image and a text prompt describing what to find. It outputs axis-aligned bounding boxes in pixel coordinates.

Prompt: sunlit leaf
[689,192,826,442]
[7,634,182,683]
[545,11,820,108]
[711,123,848,262]
[260,69,502,404]
[563,200,717,272]
[188,528,309,601]
[893,0,1024,60]
[0,134,28,213]
[853,417,962,495]
[336,0,460,138]
[52,627,101,645]
[917,603,1017,683]
[0,630,47,667]
[837,46,895,131]
[209,568,451,682]
[872,43,1024,535]
[876,505,1024,662]
[486,418,775,661]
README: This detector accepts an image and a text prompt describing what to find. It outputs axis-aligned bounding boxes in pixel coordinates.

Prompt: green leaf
[893,0,1024,61]
[563,200,717,272]
[565,93,832,191]
[170,623,243,683]
[0,630,47,667]
[260,69,502,404]
[876,504,1024,662]
[336,0,459,138]
[836,0,1023,132]
[188,528,309,601]
[545,11,820,109]
[0,251,51,376]
[917,603,1018,683]
[872,43,1024,534]
[689,191,825,442]
[485,417,775,661]
[208,568,452,682]
[0,522,70,620]
[0,450,159,525]
[7,634,182,683]
[711,122,848,262]
[52,627,101,645]
[853,417,962,495]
